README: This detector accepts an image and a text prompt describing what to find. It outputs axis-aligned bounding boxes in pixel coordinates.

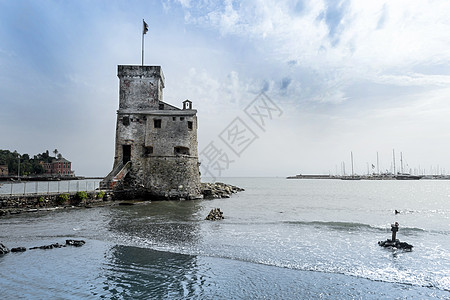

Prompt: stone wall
[118,65,164,110]
[0,191,113,216]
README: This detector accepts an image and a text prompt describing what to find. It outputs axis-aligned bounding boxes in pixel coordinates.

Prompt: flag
[143,20,148,35]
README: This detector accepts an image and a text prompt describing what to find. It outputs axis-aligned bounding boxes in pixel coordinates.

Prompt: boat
[395,174,423,180]
[395,152,422,180]
[341,176,361,180]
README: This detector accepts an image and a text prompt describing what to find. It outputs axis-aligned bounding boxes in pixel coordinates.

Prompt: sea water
[0,178,449,299]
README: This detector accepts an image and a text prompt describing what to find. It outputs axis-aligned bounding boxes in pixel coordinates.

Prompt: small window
[159,103,164,110]
[154,119,161,128]
[174,146,190,155]
[188,121,193,130]
[143,146,153,156]
[172,117,176,121]
[122,116,130,126]
[180,117,185,121]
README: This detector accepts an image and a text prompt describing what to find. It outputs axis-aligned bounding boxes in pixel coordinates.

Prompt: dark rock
[29,243,65,250]
[0,242,10,255]
[206,208,224,221]
[66,239,86,247]
[378,239,413,251]
[201,182,244,199]
[11,247,26,252]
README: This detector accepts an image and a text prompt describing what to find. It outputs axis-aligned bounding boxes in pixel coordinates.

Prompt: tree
[53,149,58,158]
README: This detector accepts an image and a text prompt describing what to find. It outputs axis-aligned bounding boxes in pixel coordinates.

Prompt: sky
[1,0,450,178]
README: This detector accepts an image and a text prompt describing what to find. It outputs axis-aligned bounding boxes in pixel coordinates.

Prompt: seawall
[0,182,244,216]
[0,191,113,216]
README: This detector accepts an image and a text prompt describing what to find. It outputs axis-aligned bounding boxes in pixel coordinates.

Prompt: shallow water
[0,178,449,298]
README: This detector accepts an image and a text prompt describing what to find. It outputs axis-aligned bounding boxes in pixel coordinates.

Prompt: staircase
[99,161,132,190]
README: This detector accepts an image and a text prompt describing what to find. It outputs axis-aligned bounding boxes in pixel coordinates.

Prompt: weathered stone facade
[101,65,201,199]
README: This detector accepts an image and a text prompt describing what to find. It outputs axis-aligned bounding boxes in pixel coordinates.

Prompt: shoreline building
[43,157,73,177]
[0,165,8,176]
[101,65,201,199]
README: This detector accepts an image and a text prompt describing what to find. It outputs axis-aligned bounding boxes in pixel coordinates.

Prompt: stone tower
[101,65,202,200]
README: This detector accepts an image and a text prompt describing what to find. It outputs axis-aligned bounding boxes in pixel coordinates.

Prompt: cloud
[173,0,450,99]
[374,73,450,87]
[320,0,350,45]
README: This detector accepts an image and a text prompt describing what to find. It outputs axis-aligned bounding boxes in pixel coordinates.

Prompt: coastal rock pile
[0,242,9,255]
[29,243,65,250]
[66,239,86,247]
[378,239,413,251]
[205,208,224,221]
[11,247,26,252]
[0,239,86,255]
[201,182,244,199]
[29,240,86,250]
[378,222,413,251]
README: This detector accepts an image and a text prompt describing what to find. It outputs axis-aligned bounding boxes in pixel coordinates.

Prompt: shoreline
[0,182,244,217]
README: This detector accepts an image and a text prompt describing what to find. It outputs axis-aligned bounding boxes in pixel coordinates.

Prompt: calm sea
[0,178,449,299]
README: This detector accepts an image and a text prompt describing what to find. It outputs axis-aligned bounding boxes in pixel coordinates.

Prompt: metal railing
[0,180,101,197]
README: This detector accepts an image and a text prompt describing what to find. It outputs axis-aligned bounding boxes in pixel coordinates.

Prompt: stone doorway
[122,145,131,164]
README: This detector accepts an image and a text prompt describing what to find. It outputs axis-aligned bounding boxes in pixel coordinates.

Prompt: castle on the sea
[101,65,201,199]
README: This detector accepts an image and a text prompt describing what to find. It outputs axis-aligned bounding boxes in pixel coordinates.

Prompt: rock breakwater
[0,239,86,256]
[201,182,244,199]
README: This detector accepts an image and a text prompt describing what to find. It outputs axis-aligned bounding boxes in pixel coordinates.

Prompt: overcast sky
[1,0,450,178]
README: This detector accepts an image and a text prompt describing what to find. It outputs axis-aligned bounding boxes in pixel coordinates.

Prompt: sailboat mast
[351,151,354,177]
[377,151,380,175]
[392,149,396,175]
[400,152,403,174]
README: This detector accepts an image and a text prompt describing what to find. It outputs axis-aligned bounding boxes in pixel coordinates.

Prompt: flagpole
[141,19,144,66]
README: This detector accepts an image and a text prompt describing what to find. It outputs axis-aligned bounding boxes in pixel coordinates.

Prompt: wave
[103,241,450,293]
[282,220,428,233]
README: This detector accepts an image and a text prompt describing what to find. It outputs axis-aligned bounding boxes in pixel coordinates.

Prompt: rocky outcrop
[65,239,85,247]
[29,240,86,250]
[29,243,65,250]
[378,239,413,251]
[205,208,224,221]
[0,242,9,255]
[11,247,26,252]
[201,182,244,199]
[1,239,86,255]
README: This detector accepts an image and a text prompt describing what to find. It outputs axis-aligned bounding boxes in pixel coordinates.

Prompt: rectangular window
[188,121,193,130]
[154,119,161,128]
[122,116,130,126]
[143,146,153,157]
[159,103,164,110]
[180,117,185,121]
[174,146,190,155]
[172,117,176,121]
